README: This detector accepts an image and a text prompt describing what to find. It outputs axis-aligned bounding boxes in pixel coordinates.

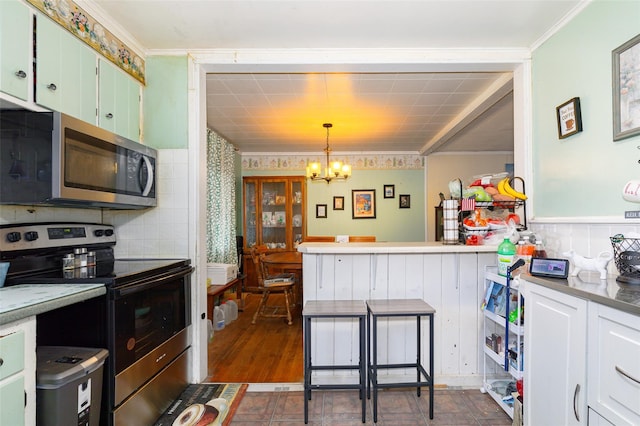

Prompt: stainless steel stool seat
[366,298,436,423]
[302,300,367,424]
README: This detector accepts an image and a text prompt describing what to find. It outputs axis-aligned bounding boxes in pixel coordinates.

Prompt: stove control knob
[6,232,21,243]
[94,229,104,237]
[24,231,38,241]
[105,229,114,237]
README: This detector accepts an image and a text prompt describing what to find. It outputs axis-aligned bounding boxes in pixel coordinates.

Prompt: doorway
[206,293,303,383]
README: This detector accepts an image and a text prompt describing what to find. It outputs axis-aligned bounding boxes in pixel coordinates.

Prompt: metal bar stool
[366,298,435,423]
[302,300,367,424]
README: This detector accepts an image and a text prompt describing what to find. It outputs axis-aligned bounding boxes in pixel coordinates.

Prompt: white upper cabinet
[0,0,32,100]
[35,13,97,124]
[98,58,141,141]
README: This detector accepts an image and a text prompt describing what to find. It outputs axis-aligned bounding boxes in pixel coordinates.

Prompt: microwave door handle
[140,155,154,196]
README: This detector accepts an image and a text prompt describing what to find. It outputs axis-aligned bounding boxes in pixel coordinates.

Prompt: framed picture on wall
[613,33,640,141]
[333,196,344,210]
[383,184,395,198]
[556,97,583,139]
[316,204,327,218]
[352,189,376,219]
[399,194,411,209]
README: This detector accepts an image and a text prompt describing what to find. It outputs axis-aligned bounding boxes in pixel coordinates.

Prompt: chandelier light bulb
[307,123,352,183]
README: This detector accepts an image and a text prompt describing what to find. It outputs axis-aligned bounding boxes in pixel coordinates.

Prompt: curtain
[206,128,237,265]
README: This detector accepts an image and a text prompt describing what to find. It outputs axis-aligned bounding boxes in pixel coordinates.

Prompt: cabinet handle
[0,357,3,366]
[616,365,640,385]
[47,83,57,91]
[105,113,114,119]
[14,70,27,79]
[573,383,581,422]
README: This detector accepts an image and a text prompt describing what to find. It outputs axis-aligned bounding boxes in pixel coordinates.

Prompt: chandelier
[306,123,352,183]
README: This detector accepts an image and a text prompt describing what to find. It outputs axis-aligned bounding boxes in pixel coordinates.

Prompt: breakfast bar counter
[297,242,497,387]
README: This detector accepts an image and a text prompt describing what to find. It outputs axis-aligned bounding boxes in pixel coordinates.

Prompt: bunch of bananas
[497,177,527,200]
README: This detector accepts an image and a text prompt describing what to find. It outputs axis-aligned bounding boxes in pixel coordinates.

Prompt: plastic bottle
[213,305,225,330]
[224,300,237,325]
[227,300,238,322]
[497,237,516,276]
[533,241,547,258]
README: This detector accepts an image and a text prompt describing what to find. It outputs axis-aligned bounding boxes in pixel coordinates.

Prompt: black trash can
[36,346,108,426]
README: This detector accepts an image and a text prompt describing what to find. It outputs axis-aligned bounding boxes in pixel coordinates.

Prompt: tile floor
[230,387,513,425]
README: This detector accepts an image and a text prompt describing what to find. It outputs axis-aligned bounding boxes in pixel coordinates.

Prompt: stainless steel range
[1,222,194,426]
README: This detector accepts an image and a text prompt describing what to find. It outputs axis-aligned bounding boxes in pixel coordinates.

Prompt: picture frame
[383,184,395,198]
[399,194,411,209]
[613,33,640,141]
[352,189,376,219]
[333,196,344,210]
[316,204,327,218]
[556,97,583,139]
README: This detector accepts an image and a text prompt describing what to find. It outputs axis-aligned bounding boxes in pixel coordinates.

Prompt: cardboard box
[207,263,238,285]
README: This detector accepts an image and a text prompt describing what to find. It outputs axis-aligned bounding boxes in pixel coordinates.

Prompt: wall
[426,152,514,241]
[240,153,426,242]
[531,0,640,218]
[143,56,189,149]
[529,0,640,272]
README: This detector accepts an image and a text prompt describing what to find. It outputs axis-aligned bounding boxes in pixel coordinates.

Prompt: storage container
[36,346,108,426]
[207,263,238,285]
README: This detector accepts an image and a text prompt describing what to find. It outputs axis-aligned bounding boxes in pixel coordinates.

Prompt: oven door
[111,265,192,407]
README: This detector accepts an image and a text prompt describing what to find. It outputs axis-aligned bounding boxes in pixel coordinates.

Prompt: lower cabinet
[523,279,640,426]
[522,281,588,425]
[588,303,640,426]
[0,316,36,426]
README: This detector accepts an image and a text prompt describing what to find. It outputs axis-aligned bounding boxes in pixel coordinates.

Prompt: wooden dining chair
[303,236,335,242]
[348,236,376,242]
[249,246,296,325]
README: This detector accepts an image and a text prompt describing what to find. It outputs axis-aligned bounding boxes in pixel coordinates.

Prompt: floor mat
[154,383,248,426]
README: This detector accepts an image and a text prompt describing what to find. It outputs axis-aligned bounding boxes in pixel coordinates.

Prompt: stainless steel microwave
[0,110,156,209]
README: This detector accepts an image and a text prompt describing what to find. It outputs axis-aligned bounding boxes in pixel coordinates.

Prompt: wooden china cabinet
[242,176,306,291]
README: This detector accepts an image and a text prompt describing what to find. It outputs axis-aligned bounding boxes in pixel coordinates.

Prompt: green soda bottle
[497,237,516,276]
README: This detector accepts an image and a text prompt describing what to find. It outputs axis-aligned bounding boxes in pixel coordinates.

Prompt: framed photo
[352,189,376,219]
[399,194,411,209]
[316,204,327,218]
[613,33,640,141]
[383,184,395,198]
[333,196,344,210]
[556,97,583,139]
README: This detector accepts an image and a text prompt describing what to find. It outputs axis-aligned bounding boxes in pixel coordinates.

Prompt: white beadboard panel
[441,254,460,375]
[459,253,480,376]
[302,251,493,387]
[423,254,444,381]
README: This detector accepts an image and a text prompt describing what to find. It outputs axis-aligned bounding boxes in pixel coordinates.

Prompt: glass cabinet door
[291,180,304,247]
[244,180,257,248]
[260,180,287,249]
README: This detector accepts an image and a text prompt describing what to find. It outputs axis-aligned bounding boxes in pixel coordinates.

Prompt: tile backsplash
[530,220,640,276]
[0,149,190,260]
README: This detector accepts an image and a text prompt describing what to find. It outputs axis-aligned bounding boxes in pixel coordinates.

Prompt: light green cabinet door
[0,0,31,100]
[0,375,25,426]
[98,58,141,141]
[36,14,97,123]
[59,31,97,124]
[98,58,117,132]
[35,15,62,109]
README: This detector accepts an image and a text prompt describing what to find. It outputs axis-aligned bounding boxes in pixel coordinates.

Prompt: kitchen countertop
[0,284,106,325]
[519,271,640,316]
[298,241,497,254]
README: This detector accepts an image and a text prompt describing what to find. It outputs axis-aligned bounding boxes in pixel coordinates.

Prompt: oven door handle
[114,266,194,297]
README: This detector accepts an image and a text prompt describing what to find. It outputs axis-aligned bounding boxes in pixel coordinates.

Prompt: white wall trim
[531,216,638,225]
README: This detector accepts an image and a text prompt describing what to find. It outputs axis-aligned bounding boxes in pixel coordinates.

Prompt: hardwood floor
[206,293,303,383]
